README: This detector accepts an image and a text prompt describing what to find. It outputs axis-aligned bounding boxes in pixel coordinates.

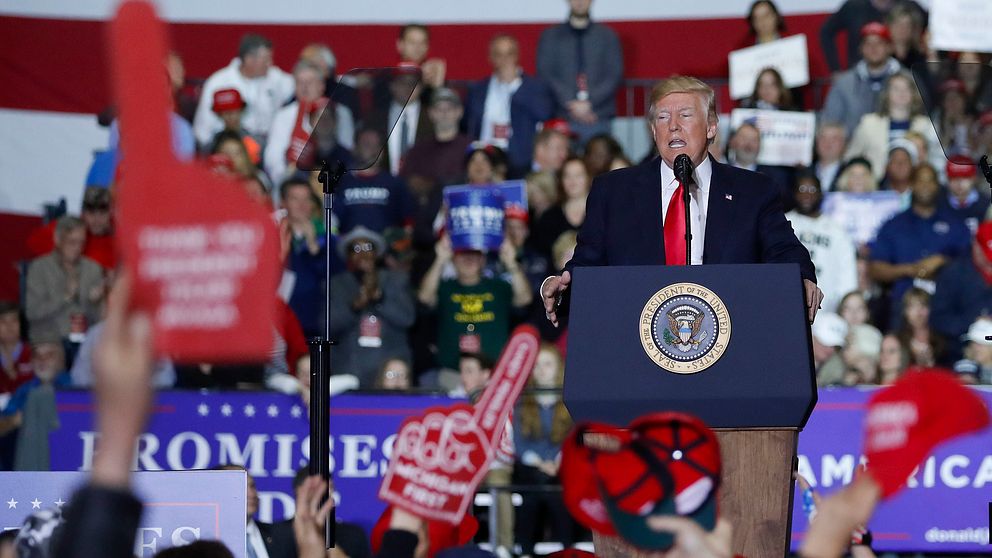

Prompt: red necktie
[664,180,686,266]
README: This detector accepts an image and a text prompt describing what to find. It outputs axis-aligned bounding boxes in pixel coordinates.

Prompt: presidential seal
[639,283,731,374]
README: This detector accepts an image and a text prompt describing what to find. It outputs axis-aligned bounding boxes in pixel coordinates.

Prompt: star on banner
[197,403,209,417]
[6,499,15,509]
[221,404,232,417]
[31,499,41,509]
[244,404,256,417]
[267,405,279,418]
[290,405,302,418]
[54,498,66,507]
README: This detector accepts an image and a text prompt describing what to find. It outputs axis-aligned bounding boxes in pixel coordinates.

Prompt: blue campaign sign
[0,470,246,557]
[50,391,444,536]
[444,180,527,252]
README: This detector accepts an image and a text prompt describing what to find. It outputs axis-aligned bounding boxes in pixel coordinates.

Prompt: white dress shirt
[387,100,421,175]
[480,74,522,149]
[246,519,271,558]
[660,157,712,265]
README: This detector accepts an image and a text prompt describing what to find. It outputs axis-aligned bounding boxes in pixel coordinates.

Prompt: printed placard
[378,325,539,523]
[110,2,279,362]
[820,191,904,245]
[443,181,527,251]
[728,34,810,100]
[929,0,992,53]
[729,109,816,166]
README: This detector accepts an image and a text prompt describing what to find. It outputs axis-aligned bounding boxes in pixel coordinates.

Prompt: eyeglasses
[797,184,819,194]
[83,204,111,212]
[350,242,375,254]
[383,369,407,380]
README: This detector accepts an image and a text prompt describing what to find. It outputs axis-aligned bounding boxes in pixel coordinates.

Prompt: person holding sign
[541,76,821,326]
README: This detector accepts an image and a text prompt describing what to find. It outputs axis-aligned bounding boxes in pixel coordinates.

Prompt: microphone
[674,154,696,186]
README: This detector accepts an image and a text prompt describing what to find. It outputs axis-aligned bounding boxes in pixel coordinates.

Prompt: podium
[563,264,816,558]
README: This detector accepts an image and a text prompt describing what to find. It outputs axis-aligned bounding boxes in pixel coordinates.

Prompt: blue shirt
[869,207,971,305]
[333,171,414,235]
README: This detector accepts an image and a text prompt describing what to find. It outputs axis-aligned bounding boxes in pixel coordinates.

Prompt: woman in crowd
[838,291,881,336]
[374,357,413,390]
[582,134,624,178]
[841,324,882,385]
[835,157,878,193]
[465,144,508,185]
[896,287,946,367]
[886,3,925,70]
[957,51,992,114]
[531,157,590,261]
[740,67,795,111]
[877,333,911,385]
[526,171,559,222]
[934,79,975,157]
[513,343,575,558]
[844,71,937,180]
[879,140,916,197]
[744,0,785,45]
[210,130,257,179]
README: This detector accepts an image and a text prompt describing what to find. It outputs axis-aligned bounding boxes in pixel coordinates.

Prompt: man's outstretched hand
[647,516,733,558]
[541,270,571,328]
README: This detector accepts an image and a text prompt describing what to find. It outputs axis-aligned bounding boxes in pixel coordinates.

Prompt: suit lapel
[634,157,665,265]
[704,158,735,264]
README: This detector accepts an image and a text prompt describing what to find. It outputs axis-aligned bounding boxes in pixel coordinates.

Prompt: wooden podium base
[592,429,798,558]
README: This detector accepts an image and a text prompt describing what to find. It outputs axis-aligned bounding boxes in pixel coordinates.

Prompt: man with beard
[536,0,623,143]
[727,122,794,210]
[787,172,858,313]
[869,163,971,326]
[930,221,992,362]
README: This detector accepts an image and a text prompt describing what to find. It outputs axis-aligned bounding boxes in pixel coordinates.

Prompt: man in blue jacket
[464,34,552,178]
[542,75,822,326]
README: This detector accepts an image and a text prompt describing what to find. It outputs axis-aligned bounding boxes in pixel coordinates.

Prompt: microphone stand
[683,177,693,266]
[310,158,346,549]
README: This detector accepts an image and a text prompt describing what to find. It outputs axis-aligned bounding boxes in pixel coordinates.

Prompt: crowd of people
[4,0,992,555]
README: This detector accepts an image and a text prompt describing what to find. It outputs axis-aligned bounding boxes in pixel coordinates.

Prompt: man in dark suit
[464,34,553,177]
[541,75,823,326]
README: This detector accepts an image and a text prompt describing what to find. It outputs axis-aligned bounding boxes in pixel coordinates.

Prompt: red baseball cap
[542,118,576,138]
[977,222,992,262]
[946,155,977,179]
[860,22,891,43]
[863,369,990,498]
[504,205,529,223]
[211,88,246,113]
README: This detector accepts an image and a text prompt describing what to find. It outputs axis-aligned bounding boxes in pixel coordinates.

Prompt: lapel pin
[725,194,733,201]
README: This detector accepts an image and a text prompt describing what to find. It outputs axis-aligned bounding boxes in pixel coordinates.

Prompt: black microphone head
[673,154,694,185]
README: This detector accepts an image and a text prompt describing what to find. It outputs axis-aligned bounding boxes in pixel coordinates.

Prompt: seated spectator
[513,343,575,558]
[582,133,624,178]
[464,143,508,185]
[374,357,413,390]
[880,138,917,199]
[531,124,571,173]
[26,187,118,271]
[280,177,327,338]
[953,318,992,384]
[727,122,793,206]
[525,171,559,221]
[25,216,105,358]
[941,155,989,234]
[869,163,970,326]
[3,341,70,470]
[838,290,876,331]
[329,226,414,388]
[208,88,261,164]
[822,23,902,136]
[812,122,848,192]
[739,67,796,110]
[934,79,975,158]
[840,324,883,385]
[465,34,553,177]
[744,0,785,45]
[886,2,925,70]
[844,71,939,181]
[878,333,911,385]
[532,157,589,261]
[835,157,877,192]
[418,236,531,374]
[266,59,356,185]
[931,221,992,362]
[0,302,34,397]
[812,312,848,386]
[193,34,294,148]
[897,287,947,366]
[211,130,257,179]
[786,172,858,312]
[334,127,415,235]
